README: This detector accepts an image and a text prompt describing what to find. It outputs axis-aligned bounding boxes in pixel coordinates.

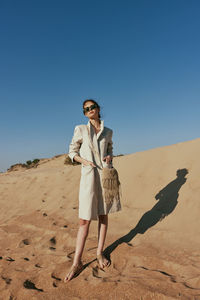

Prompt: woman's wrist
[74,155,85,164]
[81,158,88,164]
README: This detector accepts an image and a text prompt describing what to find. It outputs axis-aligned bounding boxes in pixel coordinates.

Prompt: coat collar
[87,120,104,140]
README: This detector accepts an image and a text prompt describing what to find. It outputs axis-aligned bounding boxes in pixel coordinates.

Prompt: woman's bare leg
[64,218,91,281]
[73,219,91,265]
[97,214,110,268]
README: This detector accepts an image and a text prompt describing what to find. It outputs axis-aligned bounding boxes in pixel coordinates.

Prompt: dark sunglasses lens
[83,107,89,113]
[83,104,97,114]
[91,104,97,110]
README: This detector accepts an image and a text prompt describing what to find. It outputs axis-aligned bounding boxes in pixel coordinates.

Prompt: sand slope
[0,138,200,299]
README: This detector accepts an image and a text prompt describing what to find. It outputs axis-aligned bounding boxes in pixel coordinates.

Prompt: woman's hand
[73,155,96,167]
[82,159,96,168]
[103,155,113,164]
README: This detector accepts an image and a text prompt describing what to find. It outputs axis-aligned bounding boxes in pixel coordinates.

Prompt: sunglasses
[83,103,98,114]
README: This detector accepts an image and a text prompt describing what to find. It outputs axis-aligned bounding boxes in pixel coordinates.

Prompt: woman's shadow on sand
[103,168,188,259]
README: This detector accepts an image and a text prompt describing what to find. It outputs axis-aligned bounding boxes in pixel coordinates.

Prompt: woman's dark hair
[83,99,101,119]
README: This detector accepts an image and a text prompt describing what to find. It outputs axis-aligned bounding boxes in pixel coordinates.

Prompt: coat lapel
[87,121,99,155]
[87,120,104,163]
[97,120,104,140]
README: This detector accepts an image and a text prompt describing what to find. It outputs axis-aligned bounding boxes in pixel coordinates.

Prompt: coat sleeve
[107,130,113,156]
[68,126,83,162]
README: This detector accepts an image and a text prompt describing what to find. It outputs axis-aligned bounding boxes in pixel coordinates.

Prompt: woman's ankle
[72,261,82,267]
[73,256,82,265]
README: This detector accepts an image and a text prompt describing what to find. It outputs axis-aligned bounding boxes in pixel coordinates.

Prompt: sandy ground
[0,138,200,300]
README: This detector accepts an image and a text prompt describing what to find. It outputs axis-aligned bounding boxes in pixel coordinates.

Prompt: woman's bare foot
[64,262,83,282]
[97,253,110,269]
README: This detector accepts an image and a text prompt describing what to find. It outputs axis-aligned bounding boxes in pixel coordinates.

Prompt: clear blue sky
[0,0,200,172]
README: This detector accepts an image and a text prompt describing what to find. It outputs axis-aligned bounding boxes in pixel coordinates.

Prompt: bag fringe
[101,167,121,204]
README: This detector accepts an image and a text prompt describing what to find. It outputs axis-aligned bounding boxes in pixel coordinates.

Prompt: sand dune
[0,138,200,299]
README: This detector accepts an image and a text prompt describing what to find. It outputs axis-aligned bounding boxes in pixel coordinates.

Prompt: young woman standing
[64,99,121,282]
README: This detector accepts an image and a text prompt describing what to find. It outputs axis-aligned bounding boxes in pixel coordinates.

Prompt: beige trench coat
[68,120,121,220]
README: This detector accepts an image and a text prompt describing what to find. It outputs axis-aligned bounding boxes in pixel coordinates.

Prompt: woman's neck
[89,118,100,129]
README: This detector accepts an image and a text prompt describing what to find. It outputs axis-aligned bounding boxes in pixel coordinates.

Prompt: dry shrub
[64,155,80,166]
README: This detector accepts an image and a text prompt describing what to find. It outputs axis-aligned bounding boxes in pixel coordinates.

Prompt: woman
[64,99,121,282]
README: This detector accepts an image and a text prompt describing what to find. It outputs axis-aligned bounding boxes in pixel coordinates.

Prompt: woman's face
[83,101,100,119]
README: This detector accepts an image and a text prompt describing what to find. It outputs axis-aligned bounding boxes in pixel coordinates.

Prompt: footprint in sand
[6,257,15,262]
[49,237,56,250]
[67,251,75,260]
[91,265,110,282]
[23,279,43,292]
[51,273,61,281]
[92,266,102,279]
[49,247,56,251]
[49,237,56,245]
[19,239,30,247]
[51,273,62,288]
[1,275,12,284]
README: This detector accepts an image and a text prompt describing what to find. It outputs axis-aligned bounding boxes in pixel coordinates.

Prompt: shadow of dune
[103,168,188,259]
